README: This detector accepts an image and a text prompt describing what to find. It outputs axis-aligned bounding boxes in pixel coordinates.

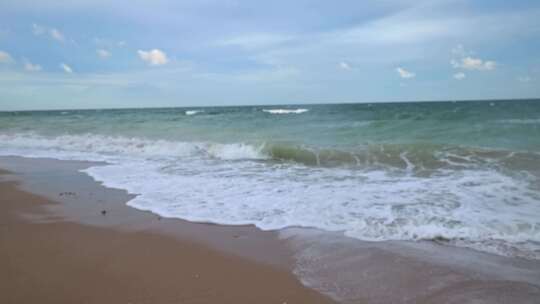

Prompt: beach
[1,101,540,303]
[2,156,540,303]
[0,158,333,304]
[3,0,540,301]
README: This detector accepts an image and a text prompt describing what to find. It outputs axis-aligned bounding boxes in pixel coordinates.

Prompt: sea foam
[185,110,202,116]
[1,132,539,259]
[263,108,309,114]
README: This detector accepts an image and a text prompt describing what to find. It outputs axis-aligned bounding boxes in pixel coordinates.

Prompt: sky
[0,0,539,110]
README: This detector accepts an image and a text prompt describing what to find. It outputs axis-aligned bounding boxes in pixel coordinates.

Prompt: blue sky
[1,0,539,110]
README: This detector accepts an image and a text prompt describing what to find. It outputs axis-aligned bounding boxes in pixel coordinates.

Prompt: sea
[1,99,540,260]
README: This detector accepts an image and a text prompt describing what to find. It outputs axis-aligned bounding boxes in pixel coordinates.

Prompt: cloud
[450,46,496,71]
[137,49,168,66]
[24,60,42,72]
[339,61,352,70]
[49,28,65,42]
[97,49,111,59]
[396,67,415,79]
[0,50,14,63]
[32,23,65,43]
[60,63,73,73]
[451,57,496,71]
[453,72,466,80]
[5,2,538,109]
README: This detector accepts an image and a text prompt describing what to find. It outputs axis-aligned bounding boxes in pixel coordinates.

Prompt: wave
[1,131,539,259]
[185,110,202,116]
[262,108,309,114]
[0,132,267,161]
[1,132,538,172]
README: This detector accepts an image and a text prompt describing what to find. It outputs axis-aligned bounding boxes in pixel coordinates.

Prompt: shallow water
[1,100,539,259]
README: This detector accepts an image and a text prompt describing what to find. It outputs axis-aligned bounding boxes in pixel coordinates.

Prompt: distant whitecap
[262,108,309,114]
[185,110,202,115]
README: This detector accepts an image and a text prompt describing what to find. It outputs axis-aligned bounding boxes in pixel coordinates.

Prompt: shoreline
[0,156,293,269]
[0,160,334,303]
[2,156,540,303]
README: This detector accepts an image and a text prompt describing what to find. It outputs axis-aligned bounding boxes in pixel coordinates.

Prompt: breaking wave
[262,108,309,114]
[185,110,202,116]
[1,131,539,259]
[1,132,540,172]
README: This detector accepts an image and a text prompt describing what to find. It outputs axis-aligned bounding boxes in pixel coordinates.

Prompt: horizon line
[1,97,539,113]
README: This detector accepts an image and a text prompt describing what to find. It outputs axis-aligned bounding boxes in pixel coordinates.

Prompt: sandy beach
[1,156,540,304]
[2,0,540,302]
[0,163,334,304]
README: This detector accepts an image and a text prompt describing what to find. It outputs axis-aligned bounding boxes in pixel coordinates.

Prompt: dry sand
[0,172,334,304]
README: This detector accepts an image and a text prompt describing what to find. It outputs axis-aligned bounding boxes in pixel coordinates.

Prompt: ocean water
[1,100,540,259]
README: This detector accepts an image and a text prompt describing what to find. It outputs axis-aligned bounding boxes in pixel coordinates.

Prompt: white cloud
[24,60,42,72]
[97,49,111,59]
[453,72,466,80]
[32,24,65,43]
[450,45,496,72]
[396,67,415,79]
[0,50,14,63]
[137,49,168,66]
[60,63,73,73]
[339,61,352,70]
[49,28,65,42]
[451,57,496,71]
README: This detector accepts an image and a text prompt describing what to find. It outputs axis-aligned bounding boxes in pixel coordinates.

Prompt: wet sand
[1,156,540,304]
[0,167,334,303]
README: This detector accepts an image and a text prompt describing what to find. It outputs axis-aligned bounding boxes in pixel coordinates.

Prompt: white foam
[206,142,266,160]
[1,132,539,259]
[0,132,266,161]
[262,108,309,114]
[185,110,202,115]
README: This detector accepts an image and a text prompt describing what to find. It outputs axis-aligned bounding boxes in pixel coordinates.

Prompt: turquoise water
[2,100,540,151]
[1,99,540,258]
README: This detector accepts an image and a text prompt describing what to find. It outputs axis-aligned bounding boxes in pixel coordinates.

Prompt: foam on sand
[1,132,539,260]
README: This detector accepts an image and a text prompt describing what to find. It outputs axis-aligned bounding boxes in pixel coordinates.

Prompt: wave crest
[262,108,309,114]
[0,133,267,161]
[2,133,539,173]
[185,110,202,116]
